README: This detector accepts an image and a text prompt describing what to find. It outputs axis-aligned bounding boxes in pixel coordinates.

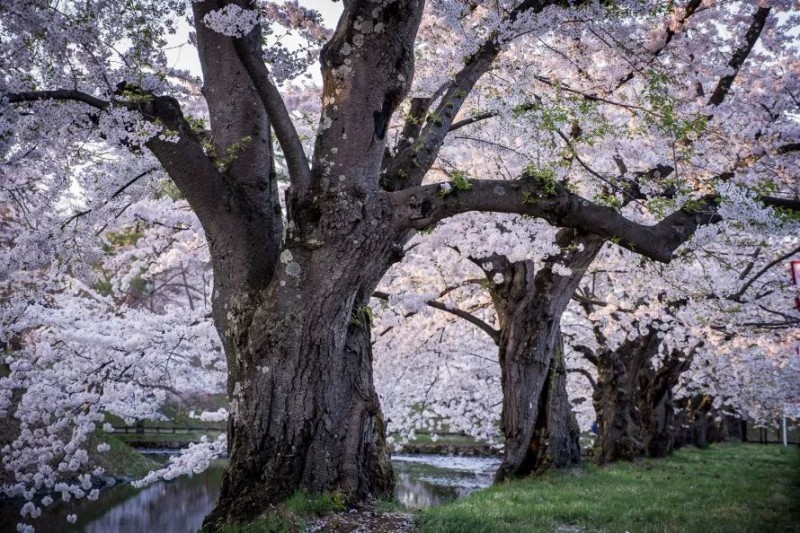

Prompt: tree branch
[372,291,500,344]
[729,243,800,302]
[533,74,647,113]
[233,29,312,196]
[761,196,800,212]
[567,367,596,389]
[448,111,499,132]
[572,345,598,366]
[110,168,158,200]
[707,7,771,107]
[613,0,703,90]
[5,89,110,110]
[5,89,233,231]
[383,0,579,190]
[389,175,720,263]
[776,142,800,154]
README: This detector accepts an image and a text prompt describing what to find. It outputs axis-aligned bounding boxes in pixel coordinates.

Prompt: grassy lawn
[88,433,160,478]
[418,444,800,533]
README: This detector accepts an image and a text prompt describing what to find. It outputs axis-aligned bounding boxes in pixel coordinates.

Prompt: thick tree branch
[5,90,110,110]
[311,0,423,191]
[776,142,800,154]
[707,7,771,107]
[572,345,598,366]
[233,29,312,195]
[390,175,720,263]
[761,196,800,212]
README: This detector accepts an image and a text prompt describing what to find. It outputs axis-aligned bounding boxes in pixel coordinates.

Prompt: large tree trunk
[639,384,676,458]
[528,332,582,471]
[206,304,393,527]
[637,350,692,458]
[488,232,604,482]
[592,330,661,465]
[187,1,424,528]
[593,358,643,464]
[202,195,403,528]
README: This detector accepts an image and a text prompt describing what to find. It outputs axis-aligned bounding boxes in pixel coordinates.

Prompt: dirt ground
[307,508,417,533]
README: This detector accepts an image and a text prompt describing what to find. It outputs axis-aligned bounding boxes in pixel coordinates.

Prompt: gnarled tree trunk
[528,331,582,471]
[592,329,660,464]
[203,196,403,528]
[486,231,603,481]
[637,350,692,457]
[194,1,423,527]
[591,332,695,464]
[638,381,676,458]
[2,0,776,530]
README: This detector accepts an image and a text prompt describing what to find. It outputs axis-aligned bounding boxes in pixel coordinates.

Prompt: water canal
[0,454,501,532]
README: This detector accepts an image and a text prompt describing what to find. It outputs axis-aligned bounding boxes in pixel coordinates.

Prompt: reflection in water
[392,454,500,509]
[0,454,499,532]
[83,470,222,533]
[0,463,224,533]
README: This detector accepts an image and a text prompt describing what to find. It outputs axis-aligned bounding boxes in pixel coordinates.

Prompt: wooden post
[782,417,788,447]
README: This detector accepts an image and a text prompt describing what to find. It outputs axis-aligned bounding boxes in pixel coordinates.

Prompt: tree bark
[637,350,692,458]
[592,330,661,465]
[593,363,642,464]
[487,231,603,481]
[203,200,401,528]
[527,331,582,472]
[193,2,423,527]
[2,1,777,530]
[639,382,676,458]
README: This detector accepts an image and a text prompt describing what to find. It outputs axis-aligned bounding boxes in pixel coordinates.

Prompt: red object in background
[792,260,800,312]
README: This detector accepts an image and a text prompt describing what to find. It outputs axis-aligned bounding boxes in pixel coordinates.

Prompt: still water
[1,453,500,533]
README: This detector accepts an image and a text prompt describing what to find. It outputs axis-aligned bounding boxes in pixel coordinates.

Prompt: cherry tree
[375,0,798,478]
[0,151,227,531]
[562,209,799,462]
[2,0,800,530]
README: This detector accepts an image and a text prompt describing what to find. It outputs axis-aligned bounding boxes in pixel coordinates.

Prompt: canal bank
[0,452,501,532]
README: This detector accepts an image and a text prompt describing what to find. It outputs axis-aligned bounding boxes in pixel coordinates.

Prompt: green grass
[89,433,159,478]
[419,444,800,533]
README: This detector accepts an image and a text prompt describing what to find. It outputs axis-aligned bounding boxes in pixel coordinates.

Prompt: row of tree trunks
[672,396,734,450]
[590,334,737,465]
[589,327,700,464]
